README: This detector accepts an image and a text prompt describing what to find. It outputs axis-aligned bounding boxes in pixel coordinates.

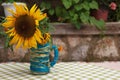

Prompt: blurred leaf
[9,0,14,3]
[90,17,105,30]
[72,14,78,21]
[45,2,51,9]
[48,8,54,15]
[74,4,83,11]
[40,2,46,9]
[62,8,69,19]
[89,1,98,9]
[4,36,10,48]
[62,0,72,9]
[73,0,80,4]
[82,1,90,10]
[80,12,89,23]
[55,6,62,16]
[40,1,51,9]
[96,19,105,30]
[69,10,75,17]
[73,22,81,29]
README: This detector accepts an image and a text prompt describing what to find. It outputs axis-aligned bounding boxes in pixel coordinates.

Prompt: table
[0,62,120,80]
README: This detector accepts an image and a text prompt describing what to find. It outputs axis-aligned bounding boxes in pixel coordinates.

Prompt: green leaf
[9,0,14,3]
[48,9,54,15]
[73,22,81,29]
[72,14,78,21]
[4,36,10,48]
[90,17,96,25]
[69,10,75,17]
[96,20,105,30]
[62,9,69,19]
[74,4,82,11]
[73,0,80,4]
[40,2,51,9]
[89,1,98,9]
[40,2,46,9]
[62,0,72,9]
[45,2,51,9]
[81,1,90,10]
[80,12,89,23]
[55,6,62,16]
[89,17,105,30]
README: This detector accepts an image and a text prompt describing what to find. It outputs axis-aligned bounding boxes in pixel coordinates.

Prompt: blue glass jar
[30,43,59,74]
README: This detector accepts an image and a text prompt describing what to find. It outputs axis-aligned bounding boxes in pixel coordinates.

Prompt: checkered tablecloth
[0,62,120,80]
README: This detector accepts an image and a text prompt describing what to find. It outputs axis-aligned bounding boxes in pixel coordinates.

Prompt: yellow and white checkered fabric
[0,62,120,80]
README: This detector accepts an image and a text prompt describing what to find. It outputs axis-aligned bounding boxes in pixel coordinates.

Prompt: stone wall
[0,22,120,62]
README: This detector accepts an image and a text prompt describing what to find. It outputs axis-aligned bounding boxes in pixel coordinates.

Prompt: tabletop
[0,62,120,80]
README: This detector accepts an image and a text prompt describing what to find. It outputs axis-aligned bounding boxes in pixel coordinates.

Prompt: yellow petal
[28,37,35,48]
[16,37,24,49]
[34,32,42,44]
[33,9,42,19]
[38,13,47,21]
[42,33,51,44]
[35,20,39,26]
[6,16,16,21]
[13,3,21,13]
[6,28,15,33]
[9,31,16,37]
[23,37,37,49]
[9,34,19,45]
[13,3,27,16]
[30,37,37,48]
[2,21,14,28]
[36,28,42,36]
[24,5,29,15]
[19,5,27,15]
[30,4,37,16]
[28,38,32,48]
[7,8,17,17]
[44,33,51,39]
[23,39,29,49]
[34,13,47,21]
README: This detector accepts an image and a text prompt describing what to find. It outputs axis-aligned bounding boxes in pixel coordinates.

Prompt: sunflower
[2,3,50,49]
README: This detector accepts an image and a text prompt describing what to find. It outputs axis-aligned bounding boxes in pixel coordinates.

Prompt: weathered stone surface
[67,36,80,48]
[21,51,30,62]
[7,45,28,61]
[71,37,91,61]
[52,37,68,61]
[71,45,89,61]
[93,37,119,58]
[0,47,8,62]
[0,37,8,62]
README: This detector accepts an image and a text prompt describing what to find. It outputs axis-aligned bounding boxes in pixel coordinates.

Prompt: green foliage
[40,0,105,30]
[38,17,54,48]
[0,19,11,48]
[62,0,72,9]
[38,18,54,34]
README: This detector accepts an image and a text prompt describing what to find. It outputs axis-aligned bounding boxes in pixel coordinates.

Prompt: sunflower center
[15,15,36,38]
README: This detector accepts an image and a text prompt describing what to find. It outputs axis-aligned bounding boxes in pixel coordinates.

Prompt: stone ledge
[51,22,120,35]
